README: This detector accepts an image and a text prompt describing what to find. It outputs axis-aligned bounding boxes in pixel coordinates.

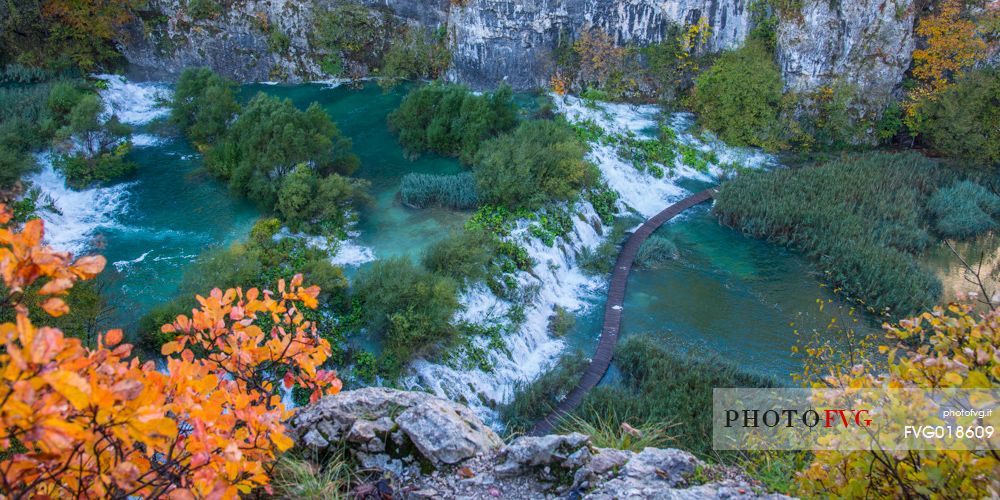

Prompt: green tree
[275,164,370,233]
[54,93,134,188]
[206,93,359,211]
[474,120,596,210]
[388,84,517,164]
[352,257,459,375]
[912,68,999,166]
[170,67,240,146]
[690,40,783,148]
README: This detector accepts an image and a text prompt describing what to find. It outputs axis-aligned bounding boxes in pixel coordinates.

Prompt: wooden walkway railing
[530,188,717,435]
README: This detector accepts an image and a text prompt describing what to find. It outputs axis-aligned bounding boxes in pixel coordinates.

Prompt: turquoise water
[565,206,857,382]
[39,80,864,385]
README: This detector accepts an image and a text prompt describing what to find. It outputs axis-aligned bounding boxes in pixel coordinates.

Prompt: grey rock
[776,0,916,106]
[495,432,591,476]
[288,387,501,470]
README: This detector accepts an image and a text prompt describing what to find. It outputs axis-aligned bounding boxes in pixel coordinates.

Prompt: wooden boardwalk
[530,188,717,436]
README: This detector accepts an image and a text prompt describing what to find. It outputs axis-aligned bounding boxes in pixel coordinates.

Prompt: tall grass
[500,350,589,436]
[635,235,678,269]
[271,452,353,500]
[557,412,675,452]
[714,152,959,316]
[927,181,1000,239]
[574,336,774,458]
[399,172,479,210]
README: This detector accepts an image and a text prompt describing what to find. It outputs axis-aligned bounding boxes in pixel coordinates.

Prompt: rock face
[447,0,754,89]
[776,0,916,105]
[288,389,785,499]
[117,0,919,111]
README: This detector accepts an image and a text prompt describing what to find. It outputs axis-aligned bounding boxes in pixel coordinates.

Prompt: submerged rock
[289,388,787,499]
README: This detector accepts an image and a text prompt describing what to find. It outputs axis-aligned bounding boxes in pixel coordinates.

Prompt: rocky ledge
[287,388,786,499]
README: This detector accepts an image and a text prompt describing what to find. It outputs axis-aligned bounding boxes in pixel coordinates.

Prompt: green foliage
[380,25,451,82]
[268,30,291,53]
[635,235,679,270]
[311,3,449,81]
[547,306,575,337]
[351,350,378,383]
[187,0,221,20]
[399,172,479,210]
[0,64,57,83]
[170,68,240,145]
[911,68,1000,166]
[576,336,774,458]
[527,207,575,247]
[690,41,783,149]
[474,120,597,210]
[205,93,360,227]
[0,82,61,188]
[272,453,353,500]
[138,221,349,351]
[421,230,495,284]
[714,152,953,316]
[579,215,643,275]
[53,92,135,188]
[275,164,370,234]
[388,84,517,164]
[500,350,589,435]
[928,181,1000,239]
[352,257,460,376]
[584,184,620,224]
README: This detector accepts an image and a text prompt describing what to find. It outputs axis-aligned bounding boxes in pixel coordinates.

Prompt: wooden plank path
[530,188,717,436]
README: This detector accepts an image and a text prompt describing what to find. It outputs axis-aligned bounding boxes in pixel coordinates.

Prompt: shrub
[928,181,1000,239]
[635,235,678,269]
[547,306,575,336]
[205,93,359,214]
[0,203,343,498]
[171,67,240,145]
[421,230,495,284]
[187,0,222,20]
[399,172,479,209]
[911,68,1000,166]
[352,257,460,375]
[313,3,393,75]
[575,336,774,457]
[474,120,597,210]
[52,92,135,188]
[714,152,950,315]
[798,302,1000,497]
[690,40,782,148]
[381,25,451,81]
[276,164,370,233]
[388,84,517,164]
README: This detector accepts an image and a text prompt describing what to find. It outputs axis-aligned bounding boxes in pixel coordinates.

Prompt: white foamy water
[274,227,377,268]
[405,95,774,424]
[28,154,133,255]
[93,74,171,125]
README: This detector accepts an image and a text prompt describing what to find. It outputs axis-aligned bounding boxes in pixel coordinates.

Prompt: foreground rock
[288,389,785,499]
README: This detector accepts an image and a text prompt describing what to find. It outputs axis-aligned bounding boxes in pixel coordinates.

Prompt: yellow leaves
[71,255,106,278]
[271,431,294,452]
[161,339,184,356]
[41,369,91,409]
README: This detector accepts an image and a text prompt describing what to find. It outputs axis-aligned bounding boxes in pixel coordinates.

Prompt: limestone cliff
[118,0,916,107]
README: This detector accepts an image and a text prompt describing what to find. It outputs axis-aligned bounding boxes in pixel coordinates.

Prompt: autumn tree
[796,301,1000,497]
[0,204,342,498]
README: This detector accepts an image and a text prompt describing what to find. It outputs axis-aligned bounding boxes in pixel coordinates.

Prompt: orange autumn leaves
[0,206,342,499]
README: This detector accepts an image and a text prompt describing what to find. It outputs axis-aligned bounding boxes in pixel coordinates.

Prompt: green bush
[381,25,451,81]
[421,230,495,284]
[575,336,774,457]
[690,40,782,149]
[170,67,240,145]
[474,120,597,210]
[399,172,479,209]
[187,0,222,20]
[388,84,517,164]
[635,235,678,269]
[205,93,359,216]
[276,164,370,234]
[912,68,1000,166]
[52,92,135,188]
[500,350,589,435]
[714,152,952,315]
[313,3,393,74]
[352,257,460,376]
[928,181,1000,239]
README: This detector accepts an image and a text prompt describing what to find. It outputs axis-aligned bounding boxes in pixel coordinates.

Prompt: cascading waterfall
[406,95,775,424]
[29,76,172,253]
